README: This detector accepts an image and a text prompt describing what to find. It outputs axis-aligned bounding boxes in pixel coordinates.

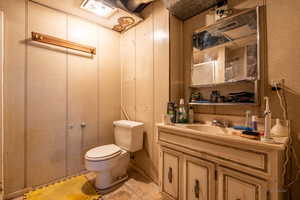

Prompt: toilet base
[95,173,128,190]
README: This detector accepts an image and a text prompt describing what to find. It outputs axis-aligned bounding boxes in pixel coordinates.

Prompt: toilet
[85,120,144,190]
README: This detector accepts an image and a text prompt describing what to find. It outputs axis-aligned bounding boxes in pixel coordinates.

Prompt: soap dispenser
[271,118,289,137]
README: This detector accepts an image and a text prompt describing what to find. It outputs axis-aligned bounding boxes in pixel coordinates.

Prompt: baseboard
[3,187,32,200]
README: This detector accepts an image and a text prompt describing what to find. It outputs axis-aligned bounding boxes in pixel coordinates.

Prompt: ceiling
[30,0,143,32]
[30,0,229,32]
[161,0,225,20]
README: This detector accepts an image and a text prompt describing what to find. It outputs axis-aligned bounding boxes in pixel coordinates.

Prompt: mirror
[191,8,259,87]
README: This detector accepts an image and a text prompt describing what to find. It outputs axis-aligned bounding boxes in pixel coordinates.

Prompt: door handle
[168,167,173,183]
[80,122,86,128]
[194,179,200,198]
[68,124,74,129]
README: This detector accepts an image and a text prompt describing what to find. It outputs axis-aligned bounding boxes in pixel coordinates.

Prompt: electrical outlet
[271,79,284,91]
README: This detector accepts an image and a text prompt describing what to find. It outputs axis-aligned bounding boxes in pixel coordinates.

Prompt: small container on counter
[251,115,258,131]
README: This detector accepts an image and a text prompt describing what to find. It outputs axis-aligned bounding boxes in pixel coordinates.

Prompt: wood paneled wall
[0,0,27,195]
[170,15,184,102]
[0,10,3,187]
[120,1,169,182]
[0,1,121,197]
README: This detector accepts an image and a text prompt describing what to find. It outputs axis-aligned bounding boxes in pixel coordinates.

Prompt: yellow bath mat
[24,175,101,200]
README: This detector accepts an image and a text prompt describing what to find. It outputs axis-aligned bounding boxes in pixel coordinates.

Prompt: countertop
[157,123,288,151]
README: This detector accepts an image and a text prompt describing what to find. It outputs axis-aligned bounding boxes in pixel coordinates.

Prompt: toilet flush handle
[81,122,87,128]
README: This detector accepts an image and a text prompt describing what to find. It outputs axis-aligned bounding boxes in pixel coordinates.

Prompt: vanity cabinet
[157,124,286,200]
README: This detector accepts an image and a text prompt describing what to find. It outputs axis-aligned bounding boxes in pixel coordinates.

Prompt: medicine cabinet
[190,7,263,105]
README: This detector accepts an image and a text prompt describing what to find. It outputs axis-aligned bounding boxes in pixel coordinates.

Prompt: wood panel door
[27,2,68,186]
[184,155,216,200]
[217,167,268,200]
[161,148,182,200]
[66,16,99,175]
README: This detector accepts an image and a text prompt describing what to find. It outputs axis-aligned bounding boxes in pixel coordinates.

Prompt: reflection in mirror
[191,9,259,86]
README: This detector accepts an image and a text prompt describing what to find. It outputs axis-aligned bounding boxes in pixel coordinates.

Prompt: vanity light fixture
[80,0,117,18]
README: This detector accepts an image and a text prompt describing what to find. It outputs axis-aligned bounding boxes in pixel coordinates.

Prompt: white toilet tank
[113,120,144,152]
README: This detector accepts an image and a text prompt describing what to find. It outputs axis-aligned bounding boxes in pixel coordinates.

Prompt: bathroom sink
[184,125,231,135]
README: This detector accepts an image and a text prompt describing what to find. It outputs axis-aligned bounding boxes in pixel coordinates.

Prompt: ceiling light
[80,0,117,18]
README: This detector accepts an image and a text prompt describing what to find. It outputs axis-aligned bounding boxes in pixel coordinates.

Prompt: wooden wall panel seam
[24,0,29,188]
[65,14,69,177]
[98,27,101,146]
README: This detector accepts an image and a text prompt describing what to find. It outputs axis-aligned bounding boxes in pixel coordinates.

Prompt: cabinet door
[217,167,268,200]
[161,148,181,199]
[184,155,216,200]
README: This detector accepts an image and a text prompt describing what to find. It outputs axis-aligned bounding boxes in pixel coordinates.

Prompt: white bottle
[261,97,273,142]
[178,98,187,123]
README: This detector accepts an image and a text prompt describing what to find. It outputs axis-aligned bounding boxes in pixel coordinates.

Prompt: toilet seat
[85,144,121,161]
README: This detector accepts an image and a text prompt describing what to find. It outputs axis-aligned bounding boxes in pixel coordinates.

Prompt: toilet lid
[85,144,121,161]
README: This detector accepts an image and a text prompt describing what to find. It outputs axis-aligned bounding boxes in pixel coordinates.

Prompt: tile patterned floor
[10,169,162,200]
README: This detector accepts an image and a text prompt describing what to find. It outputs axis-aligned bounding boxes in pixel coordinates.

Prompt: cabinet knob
[168,167,173,183]
[194,179,200,198]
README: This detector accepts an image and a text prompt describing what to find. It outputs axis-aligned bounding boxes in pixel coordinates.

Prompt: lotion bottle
[178,98,188,123]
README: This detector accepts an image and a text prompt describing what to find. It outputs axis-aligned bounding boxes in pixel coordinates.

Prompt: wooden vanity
[157,123,287,200]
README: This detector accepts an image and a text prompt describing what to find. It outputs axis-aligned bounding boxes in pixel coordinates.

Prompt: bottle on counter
[167,102,176,123]
[251,115,258,131]
[174,103,179,123]
[245,110,252,128]
[188,106,194,124]
[178,98,188,123]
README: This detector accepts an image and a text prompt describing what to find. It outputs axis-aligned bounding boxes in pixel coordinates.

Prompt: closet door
[67,16,99,175]
[27,2,67,186]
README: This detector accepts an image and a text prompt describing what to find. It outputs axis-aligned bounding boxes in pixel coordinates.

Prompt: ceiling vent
[81,0,118,18]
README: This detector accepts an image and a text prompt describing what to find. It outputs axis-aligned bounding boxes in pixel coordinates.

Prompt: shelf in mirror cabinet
[190,79,257,88]
[189,102,257,106]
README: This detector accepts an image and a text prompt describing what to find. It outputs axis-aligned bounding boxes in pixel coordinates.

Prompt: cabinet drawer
[184,156,215,200]
[162,150,180,199]
[159,131,267,172]
[217,167,268,200]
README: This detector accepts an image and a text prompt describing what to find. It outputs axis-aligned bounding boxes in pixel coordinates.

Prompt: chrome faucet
[212,120,229,128]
